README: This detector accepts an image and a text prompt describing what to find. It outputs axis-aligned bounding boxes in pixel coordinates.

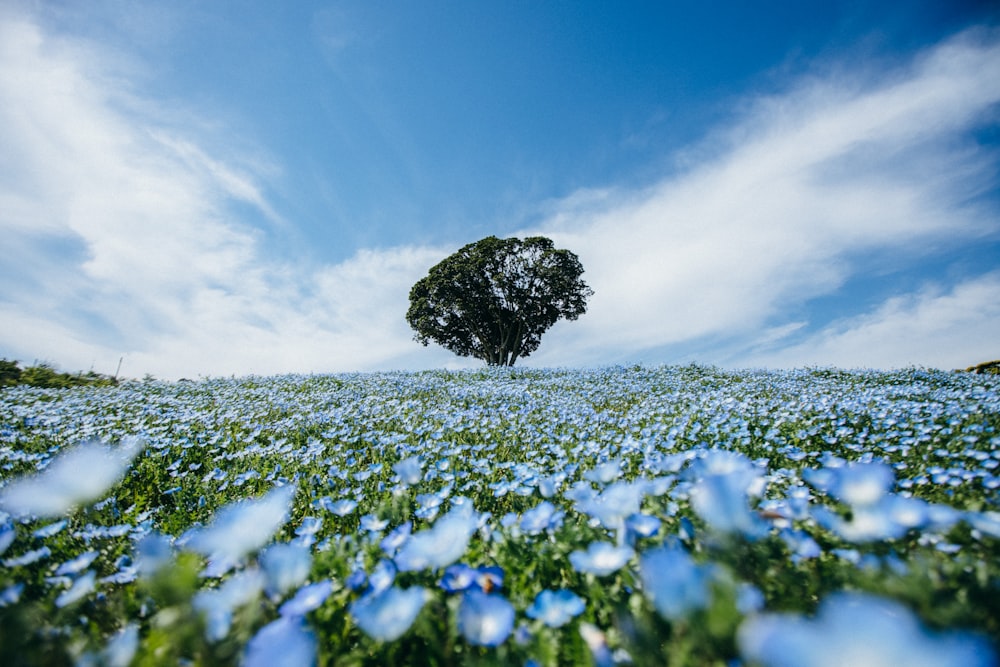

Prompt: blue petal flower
[394,506,478,572]
[243,616,318,667]
[186,486,295,562]
[738,592,996,667]
[260,542,312,599]
[569,542,634,576]
[280,580,334,617]
[458,590,515,647]
[54,570,96,608]
[350,586,427,642]
[0,438,144,519]
[526,589,586,628]
[639,544,714,620]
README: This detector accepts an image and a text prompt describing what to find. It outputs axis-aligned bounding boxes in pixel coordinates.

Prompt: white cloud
[1,9,997,377]
[741,272,1000,370]
[0,11,452,379]
[525,28,1000,369]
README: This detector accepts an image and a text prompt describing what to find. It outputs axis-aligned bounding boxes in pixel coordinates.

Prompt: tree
[406,236,594,366]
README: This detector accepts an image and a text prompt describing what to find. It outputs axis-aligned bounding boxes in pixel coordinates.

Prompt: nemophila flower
[780,529,822,562]
[967,510,1000,539]
[584,460,622,484]
[185,485,296,564]
[625,513,661,543]
[55,570,96,608]
[33,519,67,538]
[0,583,24,606]
[526,589,586,628]
[134,532,172,577]
[193,568,265,641]
[639,544,714,621]
[349,586,428,641]
[367,559,396,594]
[823,461,896,506]
[576,481,646,536]
[520,500,564,535]
[736,582,765,615]
[3,545,50,567]
[280,580,334,617]
[55,550,99,576]
[243,616,318,667]
[688,451,768,539]
[394,456,423,486]
[458,590,515,647]
[738,591,997,667]
[569,541,634,576]
[359,513,389,533]
[0,437,144,519]
[260,542,311,599]
[394,506,479,572]
[0,525,14,556]
[296,516,323,537]
[380,521,412,556]
[440,563,504,593]
[102,623,139,667]
[329,499,358,517]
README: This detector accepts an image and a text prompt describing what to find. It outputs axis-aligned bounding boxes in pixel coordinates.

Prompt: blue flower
[186,486,296,562]
[639,544,714,620]
[526,589,586,628]
[260,542,312,599]
[280,580,333,618]
[54,570,96,608]
[440,564,504,593]
[688,451,768,539]
[457,590,515,647]
[0,438,144,519]
[350,586,427,642]
[569,542,634,576]
[380,521,412,556]
[520,501,564,535]
[55,550,99,576]
[243,616,317,667]
[738,592,996,667]
[328,499,358,517]
[393,456,423,487]
[359,514,389,533]
[394,506,479,572]
[193,568,265,641]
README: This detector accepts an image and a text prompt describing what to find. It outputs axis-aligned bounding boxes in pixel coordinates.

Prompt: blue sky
[1,1,998,379]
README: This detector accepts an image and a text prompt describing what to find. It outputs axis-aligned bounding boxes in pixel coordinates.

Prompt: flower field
[0,365,997,666]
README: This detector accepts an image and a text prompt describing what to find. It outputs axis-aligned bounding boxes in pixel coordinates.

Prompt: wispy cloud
[741,272,1000,369]
[526,28,1000,369]
[0,10,452,378]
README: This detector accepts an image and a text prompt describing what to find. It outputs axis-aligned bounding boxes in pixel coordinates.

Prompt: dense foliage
[0,359,119,390]
[0,365,997,666]
[406,236,593,366]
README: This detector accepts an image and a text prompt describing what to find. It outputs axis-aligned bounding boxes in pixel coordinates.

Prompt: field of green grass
[0,365,997,665]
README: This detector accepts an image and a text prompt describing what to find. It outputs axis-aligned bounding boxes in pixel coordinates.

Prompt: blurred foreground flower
[0,438,144,519]
[350,586,427,641]
[458,590,515,646]
[639,544,715,621]
[569,541,634,576]
[394,505,479,572]
[738,592,996,667]
[184,486,296,565]
[244,616,318,667]
[526,589,586,628]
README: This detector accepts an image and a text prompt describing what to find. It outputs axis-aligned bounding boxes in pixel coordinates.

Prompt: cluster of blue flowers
[0,365,996,665]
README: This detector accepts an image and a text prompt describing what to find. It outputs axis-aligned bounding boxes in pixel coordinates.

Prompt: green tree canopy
[406,236,593,366]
